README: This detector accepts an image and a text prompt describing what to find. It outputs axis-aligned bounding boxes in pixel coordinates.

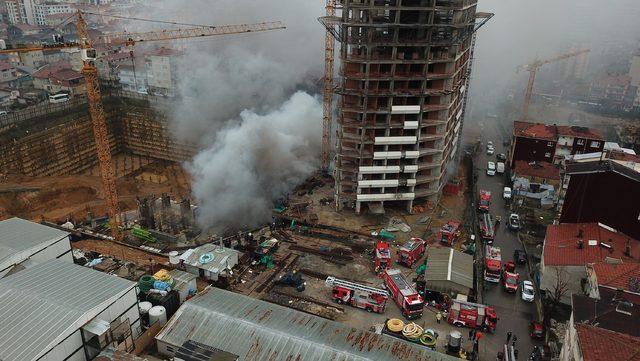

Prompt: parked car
[486,146,495,155]
[503,187,512,200]
[487,141,494,147]
[496,162,505,174]
[496,153,507,162]
[521,280,535,302]
[508,213,520,230]
[530,321,545,339]
[487,162,496,176]
[514,249,527,265]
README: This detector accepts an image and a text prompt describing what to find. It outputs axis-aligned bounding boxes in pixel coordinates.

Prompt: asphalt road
[476,124,543,360]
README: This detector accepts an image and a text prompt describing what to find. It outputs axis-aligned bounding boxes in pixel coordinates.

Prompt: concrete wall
[0,96,197,177]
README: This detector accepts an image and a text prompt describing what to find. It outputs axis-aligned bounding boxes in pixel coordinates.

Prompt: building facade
[333,0,486,214]
[558,159,640,239]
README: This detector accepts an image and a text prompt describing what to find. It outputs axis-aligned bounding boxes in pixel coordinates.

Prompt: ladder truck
[325,276,389,313]
[384,269,425,319]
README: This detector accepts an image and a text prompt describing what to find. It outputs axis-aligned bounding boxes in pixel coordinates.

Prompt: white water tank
[139,301,152,314]
[169,251,180,265]
[149,305,167,326]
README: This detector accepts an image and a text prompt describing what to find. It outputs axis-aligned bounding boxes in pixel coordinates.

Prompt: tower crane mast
[321,0,335,172]
[519,49,590,120]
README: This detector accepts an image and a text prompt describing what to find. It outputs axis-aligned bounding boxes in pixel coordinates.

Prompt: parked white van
[49,93,70,104]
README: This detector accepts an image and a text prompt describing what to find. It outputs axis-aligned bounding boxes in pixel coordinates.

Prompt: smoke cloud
[187,92,322,230]
[135,0,325,231]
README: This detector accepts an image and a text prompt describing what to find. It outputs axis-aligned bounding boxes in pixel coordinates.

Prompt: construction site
[0,1,517,360]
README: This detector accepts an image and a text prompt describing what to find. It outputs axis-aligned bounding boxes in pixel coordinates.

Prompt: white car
[487,162,496,176]
[503,187,512,200]
[486,147,495,155]
[521,280,535,302]
[487,141,494,147]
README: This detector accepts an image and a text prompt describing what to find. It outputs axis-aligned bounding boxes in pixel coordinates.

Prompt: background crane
[519,49,590,120]
[2,11,285,240]
[321,0,335,172]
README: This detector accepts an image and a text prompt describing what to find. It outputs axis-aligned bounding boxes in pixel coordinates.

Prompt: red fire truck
[384,268,424,319]
[325,276,389,313]
[440,220,461,246]
[478,190,491,212]
[374,241,392,274]
[501,261,519,293]
[484,245,502,283]
[448,299,498,332]
[397,237,426,267]
[480,213,495,243]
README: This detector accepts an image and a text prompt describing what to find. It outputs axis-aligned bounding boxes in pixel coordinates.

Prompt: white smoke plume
[187,92,321,230]
[134,0,325,231]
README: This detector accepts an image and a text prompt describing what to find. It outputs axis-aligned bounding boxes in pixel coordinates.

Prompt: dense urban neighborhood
[0,1,639,361]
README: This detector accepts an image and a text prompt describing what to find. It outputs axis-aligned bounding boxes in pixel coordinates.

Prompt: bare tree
[549,266,570,306]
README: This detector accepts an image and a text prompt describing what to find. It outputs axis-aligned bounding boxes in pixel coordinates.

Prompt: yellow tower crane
[1,11,285,240]
[519,49,590,120]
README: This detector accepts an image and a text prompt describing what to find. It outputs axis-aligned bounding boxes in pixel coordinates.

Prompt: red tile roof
[543,223,640,266]
[514,160,560,180]
[556,125,604,140]
[575,324,640,361]
[593,263,640,292]
[513,121,557,141]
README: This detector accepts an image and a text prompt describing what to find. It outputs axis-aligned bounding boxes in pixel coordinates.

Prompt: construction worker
[436,311,442,324]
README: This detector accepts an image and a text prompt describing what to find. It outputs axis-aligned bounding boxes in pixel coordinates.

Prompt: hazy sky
[469,0,640,116]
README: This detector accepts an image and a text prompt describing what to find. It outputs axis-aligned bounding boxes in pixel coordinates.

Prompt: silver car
[521,280,535,302]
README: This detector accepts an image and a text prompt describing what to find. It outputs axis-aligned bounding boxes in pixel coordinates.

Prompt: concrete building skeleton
[329,0,490,214]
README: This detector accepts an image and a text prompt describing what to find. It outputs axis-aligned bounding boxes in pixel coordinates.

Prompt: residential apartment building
[558,152,640,239]
[33,61,86,95]
[560,295,640,361]
[540,222,639,305]
[333,0,488,214]
[509,121,604,167]
[554,125,604,163]
[5,0,73,25]
[144,47,180,96]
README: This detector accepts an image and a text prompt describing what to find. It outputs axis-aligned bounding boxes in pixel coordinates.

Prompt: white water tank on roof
[169,251,180,265]
[149,305,167,326]
[139,301,152,314]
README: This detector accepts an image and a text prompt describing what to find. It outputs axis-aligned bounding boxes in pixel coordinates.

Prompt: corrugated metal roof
[425,247,473,290]
[0,217,69,267]
[0,260,135,361]
[156,288,456,361]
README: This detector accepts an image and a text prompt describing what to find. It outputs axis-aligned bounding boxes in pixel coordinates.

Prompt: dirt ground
[0,158,190,222]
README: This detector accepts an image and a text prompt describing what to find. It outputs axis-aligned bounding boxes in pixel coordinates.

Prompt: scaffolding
[321,0,491,214]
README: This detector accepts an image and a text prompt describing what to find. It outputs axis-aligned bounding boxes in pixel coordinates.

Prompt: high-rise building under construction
[332,0,489,214]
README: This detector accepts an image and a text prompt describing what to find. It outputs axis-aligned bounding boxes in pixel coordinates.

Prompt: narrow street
[476,122,543,360]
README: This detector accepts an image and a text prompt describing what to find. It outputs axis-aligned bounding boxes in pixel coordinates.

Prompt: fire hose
[402,322,424,341]
[420,329,437,347]
[386,319,404,332]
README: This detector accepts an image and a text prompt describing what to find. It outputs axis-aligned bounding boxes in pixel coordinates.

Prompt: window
[590,141,600,148]
[547,142,554,147]
[545,152,551,158]
[577,139,585,145]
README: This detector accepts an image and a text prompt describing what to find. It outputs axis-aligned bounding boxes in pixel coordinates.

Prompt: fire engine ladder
[325,277,389,297]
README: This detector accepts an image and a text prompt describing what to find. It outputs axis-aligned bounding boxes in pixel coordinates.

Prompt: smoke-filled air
[138,0,325,232]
